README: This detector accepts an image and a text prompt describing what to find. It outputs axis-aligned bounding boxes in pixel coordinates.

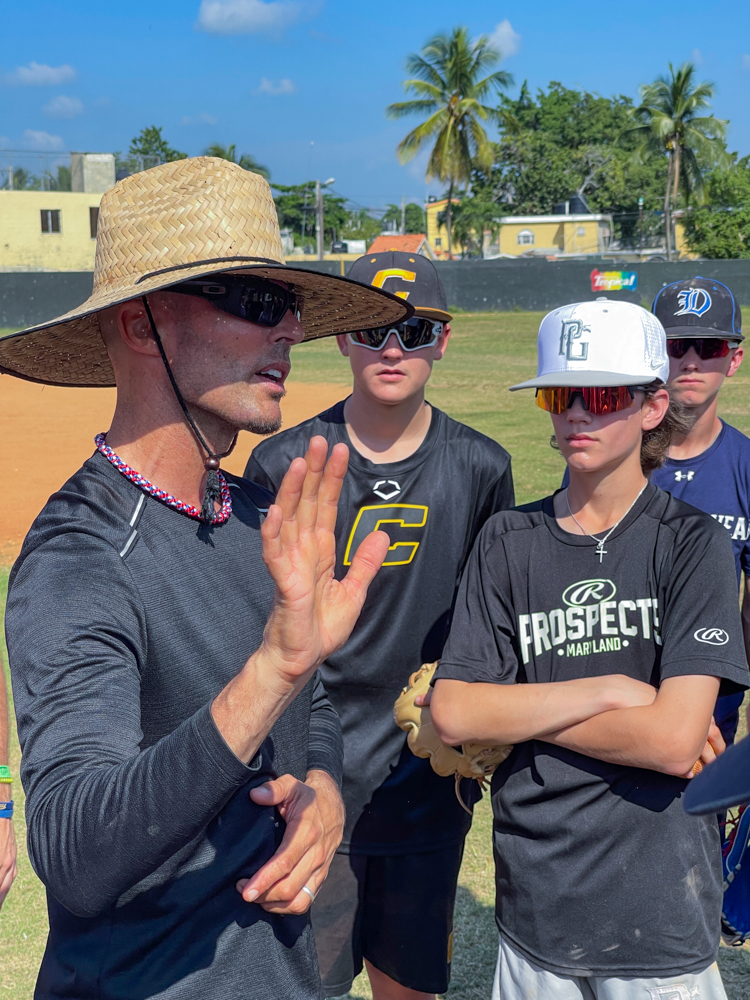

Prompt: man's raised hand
[260,436,390,684]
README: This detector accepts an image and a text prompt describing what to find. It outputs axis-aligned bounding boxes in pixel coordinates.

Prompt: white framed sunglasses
[348,317,443,352]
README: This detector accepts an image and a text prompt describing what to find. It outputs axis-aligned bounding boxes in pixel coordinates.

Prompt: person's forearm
[0,663,9,765]
[741,579,750,665]
[211,643,317,765]
[431,675,654,746]
[306,673,343,786]
[26,703,254,919]
[545,676,720,775]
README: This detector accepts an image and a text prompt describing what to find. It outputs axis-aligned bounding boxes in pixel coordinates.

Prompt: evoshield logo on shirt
[518,577,660,664]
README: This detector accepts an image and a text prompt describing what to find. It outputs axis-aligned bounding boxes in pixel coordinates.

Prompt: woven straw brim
[0,262,412,388]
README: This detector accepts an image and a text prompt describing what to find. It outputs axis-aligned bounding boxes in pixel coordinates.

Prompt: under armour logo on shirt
[674,470,695,482]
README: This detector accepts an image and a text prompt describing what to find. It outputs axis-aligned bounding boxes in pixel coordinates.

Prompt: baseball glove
[393,661,513,814]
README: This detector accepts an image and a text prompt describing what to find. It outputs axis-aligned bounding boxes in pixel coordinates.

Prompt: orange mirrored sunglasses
[535,386,647,415]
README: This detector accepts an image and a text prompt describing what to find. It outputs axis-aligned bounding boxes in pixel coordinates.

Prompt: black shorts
[311,843,464,998]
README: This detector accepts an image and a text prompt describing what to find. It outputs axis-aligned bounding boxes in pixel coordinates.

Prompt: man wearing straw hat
[0,157,410,1000]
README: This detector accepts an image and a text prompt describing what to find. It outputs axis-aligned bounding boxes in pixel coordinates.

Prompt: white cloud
[181,112,218,125]
[254,77,295,95]
[196,0,312,35]
[43,95,83,119]
[489,19,521,59]
[742,54,750,70]
[6,61,76,86]
[22,129,64,150]
[691,48,703,66]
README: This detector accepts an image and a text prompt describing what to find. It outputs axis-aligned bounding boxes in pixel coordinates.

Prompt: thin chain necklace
[565,483,647,563]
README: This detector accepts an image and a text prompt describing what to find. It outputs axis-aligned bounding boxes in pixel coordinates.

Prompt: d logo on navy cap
[653,276,743,342]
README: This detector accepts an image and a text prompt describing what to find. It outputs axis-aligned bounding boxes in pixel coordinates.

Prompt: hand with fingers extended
[236,770,344,914]
[212,436,389,765]
[260,435,390,684]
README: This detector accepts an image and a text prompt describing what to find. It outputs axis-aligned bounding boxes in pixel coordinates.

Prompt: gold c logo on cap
[372,268,417,301]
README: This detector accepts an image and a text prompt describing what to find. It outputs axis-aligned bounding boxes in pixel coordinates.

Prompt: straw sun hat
[0,157,412,387]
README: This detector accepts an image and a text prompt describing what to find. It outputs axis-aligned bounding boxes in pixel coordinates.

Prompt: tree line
[387,26,744,260]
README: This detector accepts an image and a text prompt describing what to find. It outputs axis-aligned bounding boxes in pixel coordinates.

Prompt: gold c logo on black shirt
[344,503,429,567]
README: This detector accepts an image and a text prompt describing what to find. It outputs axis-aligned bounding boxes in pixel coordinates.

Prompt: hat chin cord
[141,296,237,523]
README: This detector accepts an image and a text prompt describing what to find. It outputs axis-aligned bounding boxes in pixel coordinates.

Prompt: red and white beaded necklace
[95,433,232,525]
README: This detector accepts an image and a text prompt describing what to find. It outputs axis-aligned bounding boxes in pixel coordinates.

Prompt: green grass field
[2,311,750,998]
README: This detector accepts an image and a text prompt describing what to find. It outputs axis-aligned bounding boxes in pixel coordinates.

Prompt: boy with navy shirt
[651,277,749,743]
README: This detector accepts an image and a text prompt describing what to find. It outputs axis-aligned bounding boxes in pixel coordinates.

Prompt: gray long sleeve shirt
[6,452,342,1000]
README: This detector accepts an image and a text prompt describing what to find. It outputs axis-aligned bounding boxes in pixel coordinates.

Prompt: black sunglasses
[348,317,443,352]
[667,338,738,360]
[170,275,303,328]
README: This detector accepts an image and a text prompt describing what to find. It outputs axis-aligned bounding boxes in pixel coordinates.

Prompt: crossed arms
[431,673,724,778]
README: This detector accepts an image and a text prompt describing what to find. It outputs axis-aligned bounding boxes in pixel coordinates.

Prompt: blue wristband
[0,801,13,819]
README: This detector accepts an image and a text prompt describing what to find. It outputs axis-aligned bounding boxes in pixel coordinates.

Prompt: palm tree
[629,63,728,259]
[204,142,270,180]
[386,27,512,258]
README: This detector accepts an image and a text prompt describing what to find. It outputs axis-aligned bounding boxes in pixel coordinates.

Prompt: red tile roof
[366,234,427,254]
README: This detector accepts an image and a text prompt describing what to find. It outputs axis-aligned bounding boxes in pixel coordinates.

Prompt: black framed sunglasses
[348,317,443,352]
[170,275,303,328]
[666,338,738,360]
[535,385,649,415]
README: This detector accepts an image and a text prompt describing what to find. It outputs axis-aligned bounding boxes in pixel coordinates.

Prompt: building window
[40,209,61,234]
[434,237,442,247]
[517,229,534,245]
[89,207,99,239]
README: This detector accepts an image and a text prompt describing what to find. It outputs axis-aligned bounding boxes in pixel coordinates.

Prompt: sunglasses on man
[666,338,740,360]
[536,385,651,416]
[348,317,443,352]
[170,275,303,328]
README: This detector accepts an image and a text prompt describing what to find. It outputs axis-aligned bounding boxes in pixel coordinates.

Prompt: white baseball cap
[510,299,670,391]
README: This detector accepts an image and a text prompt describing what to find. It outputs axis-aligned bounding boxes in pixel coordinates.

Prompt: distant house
[366,233,436,258]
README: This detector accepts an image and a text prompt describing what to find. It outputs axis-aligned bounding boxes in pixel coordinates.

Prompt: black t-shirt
[247,400,514,853]
[436,484,749,978]
[6,453,343,1000]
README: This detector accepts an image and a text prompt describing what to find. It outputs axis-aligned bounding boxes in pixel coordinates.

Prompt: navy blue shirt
[651,421,750,587]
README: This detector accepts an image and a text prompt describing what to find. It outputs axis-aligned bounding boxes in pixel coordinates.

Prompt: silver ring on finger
[301,884,316,903]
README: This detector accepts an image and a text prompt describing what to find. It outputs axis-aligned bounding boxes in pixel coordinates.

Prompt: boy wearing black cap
[651,277,749,745]
[246,251,514,1000]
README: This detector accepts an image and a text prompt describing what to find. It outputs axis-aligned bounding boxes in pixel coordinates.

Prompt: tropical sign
[590,269,638,292]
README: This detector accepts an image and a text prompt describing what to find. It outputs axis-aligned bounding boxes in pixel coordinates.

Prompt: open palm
[260,436,389,682]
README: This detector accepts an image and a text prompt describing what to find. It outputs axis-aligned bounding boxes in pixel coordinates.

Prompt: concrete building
[0,191,105,271]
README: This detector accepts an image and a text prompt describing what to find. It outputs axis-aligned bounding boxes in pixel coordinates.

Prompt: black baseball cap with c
[347,251,451,323]
[652,276,744,342]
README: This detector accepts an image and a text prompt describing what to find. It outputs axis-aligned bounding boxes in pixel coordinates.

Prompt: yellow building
[496,214,612,256]
[0,191,104,271]
[425,198,463,258]
[425,198,613,258]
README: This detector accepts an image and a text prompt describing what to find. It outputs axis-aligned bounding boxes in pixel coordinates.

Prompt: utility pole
[401,195,406,236]
[315,180,322,260]
[8,165,12,191]
[315,178,335,261]
[638,196,644,255]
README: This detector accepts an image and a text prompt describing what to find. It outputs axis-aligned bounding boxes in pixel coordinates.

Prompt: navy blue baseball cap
[347,251,451,322]
[653,276,744,342]
[684,735,750,815]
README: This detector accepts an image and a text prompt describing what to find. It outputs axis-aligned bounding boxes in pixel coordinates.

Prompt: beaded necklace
[95,433,232,525]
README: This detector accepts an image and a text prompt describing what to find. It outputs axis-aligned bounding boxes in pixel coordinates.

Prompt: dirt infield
[0,376,347,564]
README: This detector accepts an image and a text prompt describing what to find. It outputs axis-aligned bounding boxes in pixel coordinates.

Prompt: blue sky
[2,0,749,211]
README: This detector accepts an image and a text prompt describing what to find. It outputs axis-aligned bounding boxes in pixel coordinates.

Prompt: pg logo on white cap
[559,320,590,361]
